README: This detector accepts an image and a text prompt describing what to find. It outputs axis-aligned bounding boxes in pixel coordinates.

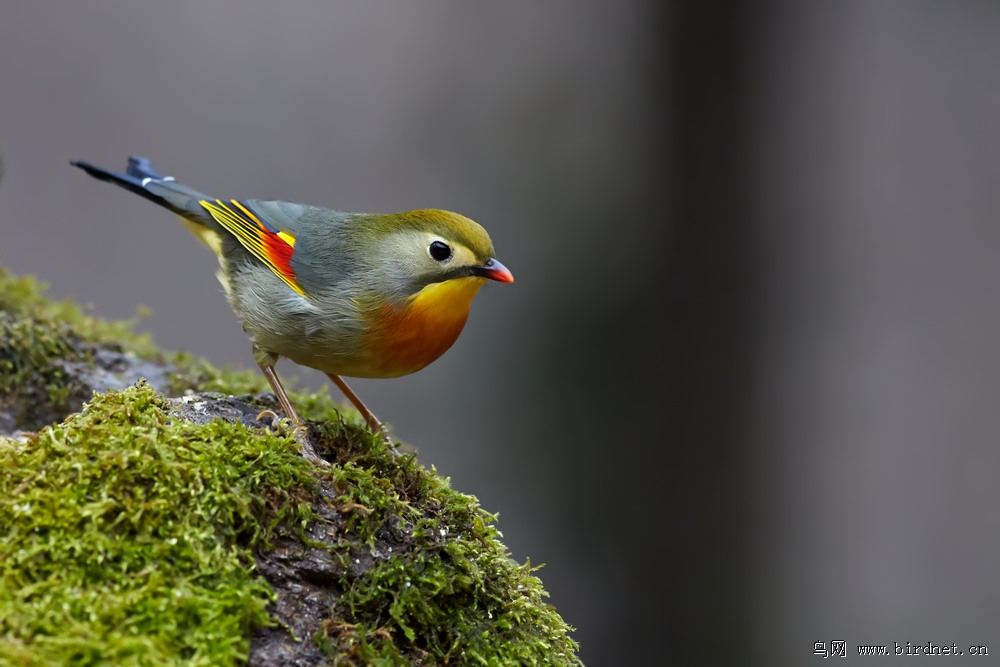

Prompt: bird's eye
[429,240,452,262]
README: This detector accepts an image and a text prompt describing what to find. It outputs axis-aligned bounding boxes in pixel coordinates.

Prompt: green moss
[0,382,317,666]
[0,311,83,415]
[0,269,161,429]
[306,422,581,666]
[0,267,581,665]
[0,268,159,359]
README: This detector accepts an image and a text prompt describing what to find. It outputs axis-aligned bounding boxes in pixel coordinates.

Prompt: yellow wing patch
[199,199,305,297]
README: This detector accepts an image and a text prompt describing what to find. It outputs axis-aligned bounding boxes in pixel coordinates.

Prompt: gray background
[3,2,1000,665]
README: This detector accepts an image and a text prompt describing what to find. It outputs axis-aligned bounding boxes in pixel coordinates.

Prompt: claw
[375,424,403,459]
[293,424,330,468]
[264,415,330,468]
[255,409,280,423]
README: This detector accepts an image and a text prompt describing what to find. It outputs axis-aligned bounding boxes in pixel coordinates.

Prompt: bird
[71,156,513,465]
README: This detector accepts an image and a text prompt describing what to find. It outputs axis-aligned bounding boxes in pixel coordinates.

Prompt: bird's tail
[70,156,209,218]
[71,156,233,259]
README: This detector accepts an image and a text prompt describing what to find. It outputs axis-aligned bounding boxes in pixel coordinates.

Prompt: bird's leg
[260,364,301,423]
[254,350,328,467]
[325,373,392,444]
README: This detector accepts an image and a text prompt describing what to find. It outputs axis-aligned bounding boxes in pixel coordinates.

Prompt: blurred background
[3,1,1000,664]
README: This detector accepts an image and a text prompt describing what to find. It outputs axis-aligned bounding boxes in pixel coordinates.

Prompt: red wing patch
[200,199,305,296]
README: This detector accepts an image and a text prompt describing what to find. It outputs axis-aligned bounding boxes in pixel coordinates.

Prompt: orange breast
[361,276,487,378]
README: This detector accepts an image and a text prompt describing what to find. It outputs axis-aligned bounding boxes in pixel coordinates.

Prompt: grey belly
[227,263,368,375]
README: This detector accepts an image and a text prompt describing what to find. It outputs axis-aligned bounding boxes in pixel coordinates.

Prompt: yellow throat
[362,276,488,377]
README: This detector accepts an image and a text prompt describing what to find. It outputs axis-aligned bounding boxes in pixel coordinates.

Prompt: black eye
[429,240,452,261]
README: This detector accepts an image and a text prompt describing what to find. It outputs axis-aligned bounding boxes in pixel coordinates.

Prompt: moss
[0,310,83,419]
[0,268,159,359]
[275,425,580,665]
[0,382,316,665]
[0,269,160,429]
[0,267,581,666]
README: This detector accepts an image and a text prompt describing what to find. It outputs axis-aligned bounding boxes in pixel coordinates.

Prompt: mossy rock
[0,268,581,666]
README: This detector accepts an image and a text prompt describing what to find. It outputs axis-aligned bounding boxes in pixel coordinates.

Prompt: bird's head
[362,209,513,306]
[343,208,513,377]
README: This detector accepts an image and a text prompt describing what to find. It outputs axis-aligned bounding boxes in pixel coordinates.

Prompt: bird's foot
[293,425,331,468]
[259,410,330,468]
[370,422,401,458]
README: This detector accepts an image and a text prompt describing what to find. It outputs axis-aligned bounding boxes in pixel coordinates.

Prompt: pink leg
[326,373,392,443]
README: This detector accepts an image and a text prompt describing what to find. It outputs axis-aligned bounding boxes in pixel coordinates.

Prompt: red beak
[476,258,514,283]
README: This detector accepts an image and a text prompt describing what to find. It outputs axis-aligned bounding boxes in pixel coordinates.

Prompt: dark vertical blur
[660,0,756,662]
